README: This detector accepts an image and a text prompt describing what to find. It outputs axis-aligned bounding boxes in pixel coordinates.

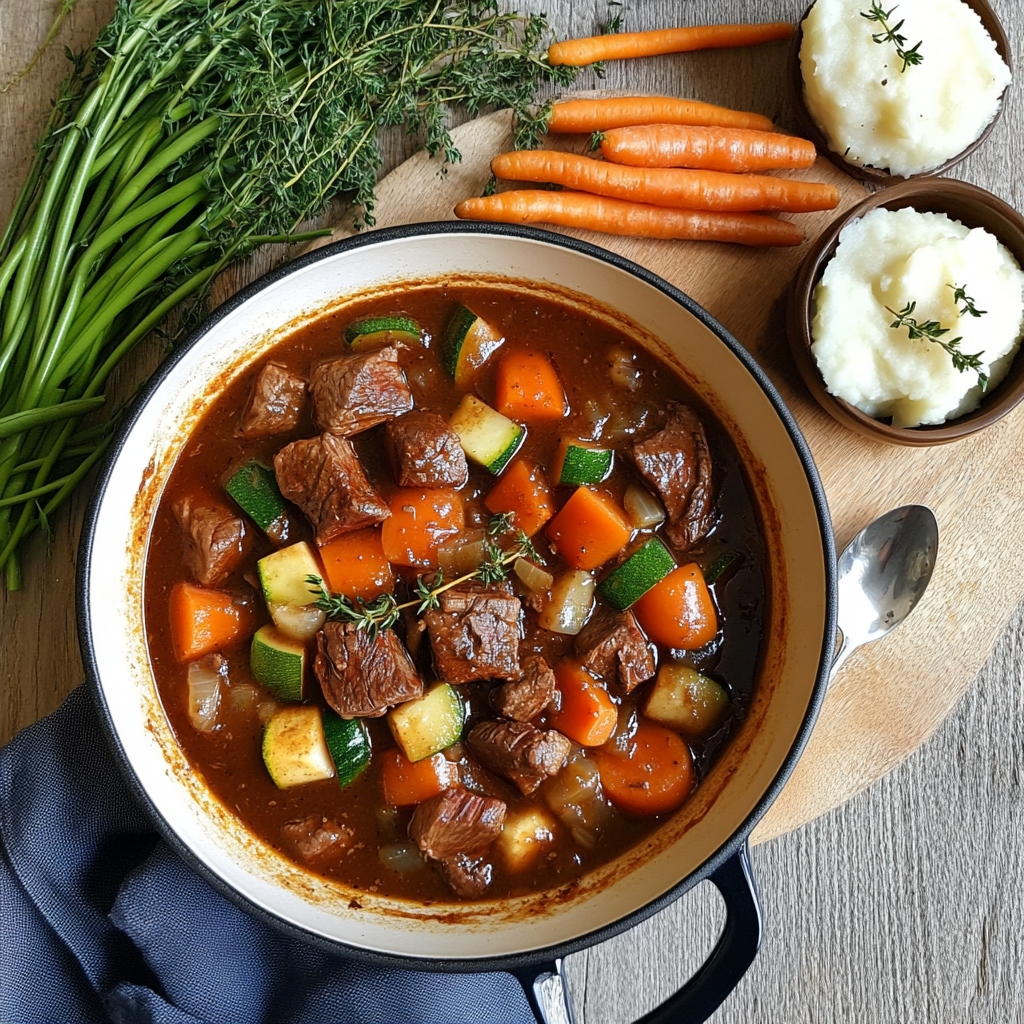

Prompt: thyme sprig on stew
[861,2,923,73]
[308,513,542,639]
[885,301,989,390]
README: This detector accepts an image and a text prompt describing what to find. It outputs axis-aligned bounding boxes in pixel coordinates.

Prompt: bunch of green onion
[0,0,573,590]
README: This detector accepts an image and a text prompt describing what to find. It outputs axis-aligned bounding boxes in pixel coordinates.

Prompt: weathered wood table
[2,1,1022,1020]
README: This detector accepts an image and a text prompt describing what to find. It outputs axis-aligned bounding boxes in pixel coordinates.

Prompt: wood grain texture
[1,1,1023,1022]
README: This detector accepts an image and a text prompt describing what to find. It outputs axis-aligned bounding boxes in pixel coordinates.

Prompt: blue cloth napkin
[0,686,534,1024]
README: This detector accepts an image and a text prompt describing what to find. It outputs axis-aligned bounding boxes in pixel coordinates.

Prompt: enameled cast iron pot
[79,224,837,1024]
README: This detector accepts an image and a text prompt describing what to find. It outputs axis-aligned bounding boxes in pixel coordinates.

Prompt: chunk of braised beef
[314,621,423,719]
[310,347,414,437]
[172,495,247,587]
[273,433,390,545]
[280,815,354,864]
[238,362,308,437]
[631,403,715,550]
[489,655,557,722]
[385,410,469,489]
[467,720,571,796]
[408,786,506,861]
[575,608,655,694]
[438,853,493,899]
[423,581,521,684]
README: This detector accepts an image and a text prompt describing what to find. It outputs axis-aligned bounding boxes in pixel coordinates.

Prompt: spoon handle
[829,632,853,684]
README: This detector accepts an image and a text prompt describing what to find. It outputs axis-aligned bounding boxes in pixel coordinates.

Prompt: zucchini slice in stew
[442,304,504,385]
[258,542,323,608]
[388,683,465,762]
[262,706,335,789]
[250,625,307,702]
[551,440,614,486]
[224,460,288,534]
[448,395,524,476]
[322,710,372,787]
[344,315,422,351]
[598,537,676,610]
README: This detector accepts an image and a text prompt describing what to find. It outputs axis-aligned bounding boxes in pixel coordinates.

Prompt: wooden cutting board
[306,106,1024,844]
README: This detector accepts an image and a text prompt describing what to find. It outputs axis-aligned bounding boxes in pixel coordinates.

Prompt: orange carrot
[600,125,818,173]
[546,486,633,571]
[633,563,718,649]
[491,151,838,214]
[380,488,464,568]
[546,96,774,134]
[594,720,695,816]
[550,662,618,747]
[456,191,804,248]
[549,22,794,66]
[494,349,567,422]
[381,749,459,806]
[318,528,393,601]
[484,458,555,537]
[169,581,254,662]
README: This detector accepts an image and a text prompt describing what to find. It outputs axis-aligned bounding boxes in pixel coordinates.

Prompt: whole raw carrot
[600,125,818,173]
[548,22,794,66]
[454,191,804,247]
[491,151,839,214]
[546,96,774,134]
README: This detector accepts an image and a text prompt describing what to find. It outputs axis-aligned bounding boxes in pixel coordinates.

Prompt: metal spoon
[831,504,939,683]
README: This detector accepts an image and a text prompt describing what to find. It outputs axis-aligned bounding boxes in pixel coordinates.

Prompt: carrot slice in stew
[484,458,555,537]
[318,528,393,601]
[494,349,567,422]
[594,720,695,816]
[169,581,254,662]
[550,662,618,747]
[633,562,718,649]
[380,749,459,807]
[381,488,464,568]
[545,486,633,570]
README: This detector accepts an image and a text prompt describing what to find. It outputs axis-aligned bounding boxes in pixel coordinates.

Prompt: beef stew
[144,281,768,903]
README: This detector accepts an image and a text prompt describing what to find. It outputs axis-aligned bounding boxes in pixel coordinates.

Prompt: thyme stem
[861,2,923,73]
[885,301,988,389]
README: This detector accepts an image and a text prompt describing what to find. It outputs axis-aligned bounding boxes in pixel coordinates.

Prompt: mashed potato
[800,0,1011,177]
[811,208,1024,427]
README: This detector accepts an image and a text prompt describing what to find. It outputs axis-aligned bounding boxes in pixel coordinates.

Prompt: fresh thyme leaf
[514,102,555,151]
[488,511,516,536]
[861,2,923,72]
[481,175,498,197]
[886,302,989,390]
[478,540,509,584]
[514,528,542,564]
[949,283,987,319]
[414,570,444,613]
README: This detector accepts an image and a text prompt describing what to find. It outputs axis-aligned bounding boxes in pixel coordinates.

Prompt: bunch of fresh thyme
[0,0,577,589]
[861,2,923,73]
[307,513,542,640]
[886,283,989,388]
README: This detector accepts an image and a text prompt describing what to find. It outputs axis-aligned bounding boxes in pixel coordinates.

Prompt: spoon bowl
[832,505,939,681]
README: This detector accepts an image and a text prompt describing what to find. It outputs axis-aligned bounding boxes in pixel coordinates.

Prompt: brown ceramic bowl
[787,178,1024,446]
[789,0,1012,185]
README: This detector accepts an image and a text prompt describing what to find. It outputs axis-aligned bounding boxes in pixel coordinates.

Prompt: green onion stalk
[0,0,575,590]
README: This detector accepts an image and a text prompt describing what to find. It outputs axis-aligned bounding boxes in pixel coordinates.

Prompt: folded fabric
[0,686,534,1024]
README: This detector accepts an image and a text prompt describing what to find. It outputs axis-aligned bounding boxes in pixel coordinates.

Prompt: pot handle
[514,843,762,1024]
